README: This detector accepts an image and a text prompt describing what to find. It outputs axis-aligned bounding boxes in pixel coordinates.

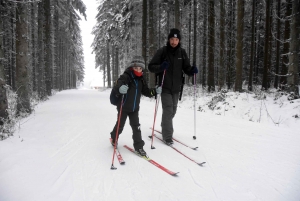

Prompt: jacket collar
[166,42,181,54]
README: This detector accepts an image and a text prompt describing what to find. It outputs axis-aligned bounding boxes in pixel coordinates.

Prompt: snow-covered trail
[0,89,299,201]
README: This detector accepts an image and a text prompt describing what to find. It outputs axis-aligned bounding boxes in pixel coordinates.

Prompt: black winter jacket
[114,68,156,112]
[148,44,193,94]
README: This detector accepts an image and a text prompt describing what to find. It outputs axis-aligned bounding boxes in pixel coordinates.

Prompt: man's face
[169,37,179,48]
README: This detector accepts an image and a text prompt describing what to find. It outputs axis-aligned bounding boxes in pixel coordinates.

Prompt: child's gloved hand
[119,85,129,94]
[156,86,162,94]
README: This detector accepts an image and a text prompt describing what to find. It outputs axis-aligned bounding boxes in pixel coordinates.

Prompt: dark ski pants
[110,108,145,150]
[161,92,179,140]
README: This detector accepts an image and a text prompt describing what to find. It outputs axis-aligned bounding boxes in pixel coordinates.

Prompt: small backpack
[110,84,120,106]
[110,73,129,106]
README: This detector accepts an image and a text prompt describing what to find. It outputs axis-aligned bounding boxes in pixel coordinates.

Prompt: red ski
[150,128,198,150]
[123,145,179,176]
[152,134,206,166]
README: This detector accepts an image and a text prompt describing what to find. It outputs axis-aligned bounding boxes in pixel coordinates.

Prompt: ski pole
[111,95,124,170]
[193,73,197,140]
[150,69,166,149]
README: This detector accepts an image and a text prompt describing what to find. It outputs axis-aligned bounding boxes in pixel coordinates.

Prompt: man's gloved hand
[190,66,198,74]
[156,86,162,94]
[160,61,169,70]
[119,85,129,94]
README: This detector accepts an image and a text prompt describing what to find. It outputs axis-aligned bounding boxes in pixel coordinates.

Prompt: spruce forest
[0,0,300,139]
[92,0,299,93]
[0,0,86,138]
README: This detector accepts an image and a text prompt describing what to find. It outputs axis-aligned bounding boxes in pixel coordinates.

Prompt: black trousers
[110,108,145,150]
[161,92,179,140]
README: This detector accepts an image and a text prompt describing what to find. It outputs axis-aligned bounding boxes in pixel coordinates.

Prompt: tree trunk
[268,0,274,88]
[274,0,281,89]
[0,1,4,81]
[235,0,244,92]
[254,14,261,85]
[158,2,161,48]
[188,2,192,59]
[175,0,180,29]
[26,2,32,94]
[287,0,300,95]
[218,0,225,90]
[0,4,9,121]
[115,47,119,82]
[106,40,111,88]
[31,2,38,92]
[142,0,147,67]
[61,38,65,90]
[280,0,292,89]
[192,0,197,85]
[38,1,46,98]
[103,48,106,88]
[63,38,67,89]
[148,0,155,88]
[248,0,256,91]
[66,45,70,88]
[44,0,52,96]
[11,6,16,90]
[201,0,207,88]
[57,36,62,90]
[262,0,271,90]
[6,3,17,89]
[193,0,197,66]
[53,0,59,90]
[16,0,31,113]
[207,0,215,92]
[0,79,8,125]
[226,0,233,89]
[112,45,115,83]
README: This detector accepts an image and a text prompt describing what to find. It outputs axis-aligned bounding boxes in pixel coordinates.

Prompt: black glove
[160,61,169,70]
[190,66,198,74]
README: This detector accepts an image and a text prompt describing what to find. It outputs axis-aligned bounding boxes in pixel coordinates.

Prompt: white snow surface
[0,88,300,201]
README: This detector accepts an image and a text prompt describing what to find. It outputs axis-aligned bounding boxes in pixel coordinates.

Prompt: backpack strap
[156,46,168,85]
[161,46,167,62]
[179,48,186,101]
[123,71,134,84]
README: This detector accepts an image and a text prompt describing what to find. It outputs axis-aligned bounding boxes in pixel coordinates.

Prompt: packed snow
[0,87,299,201]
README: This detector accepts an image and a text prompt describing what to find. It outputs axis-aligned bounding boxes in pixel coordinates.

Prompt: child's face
[133,67,143,72]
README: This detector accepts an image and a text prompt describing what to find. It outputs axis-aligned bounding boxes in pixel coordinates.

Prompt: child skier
[110,55,162,157]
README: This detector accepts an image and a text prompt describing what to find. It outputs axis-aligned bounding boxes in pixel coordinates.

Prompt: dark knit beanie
[168,28,181,40]
[128,55,145,69]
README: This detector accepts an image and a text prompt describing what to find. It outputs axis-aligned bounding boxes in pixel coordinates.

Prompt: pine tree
[207,0,215,92]
[235,0,244,92]
[15,0,31,114]
[287,0,300,95]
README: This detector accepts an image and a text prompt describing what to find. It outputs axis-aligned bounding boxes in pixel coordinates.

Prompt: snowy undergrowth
[178,86,300,128]
[0,86,18,140]
[0,87,56,140]
[2,85,299,140]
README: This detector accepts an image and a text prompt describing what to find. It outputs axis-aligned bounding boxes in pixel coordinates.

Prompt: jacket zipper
[133,79,138,111]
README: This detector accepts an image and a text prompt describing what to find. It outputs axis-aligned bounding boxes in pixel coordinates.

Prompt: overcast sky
[80,0,103,88]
